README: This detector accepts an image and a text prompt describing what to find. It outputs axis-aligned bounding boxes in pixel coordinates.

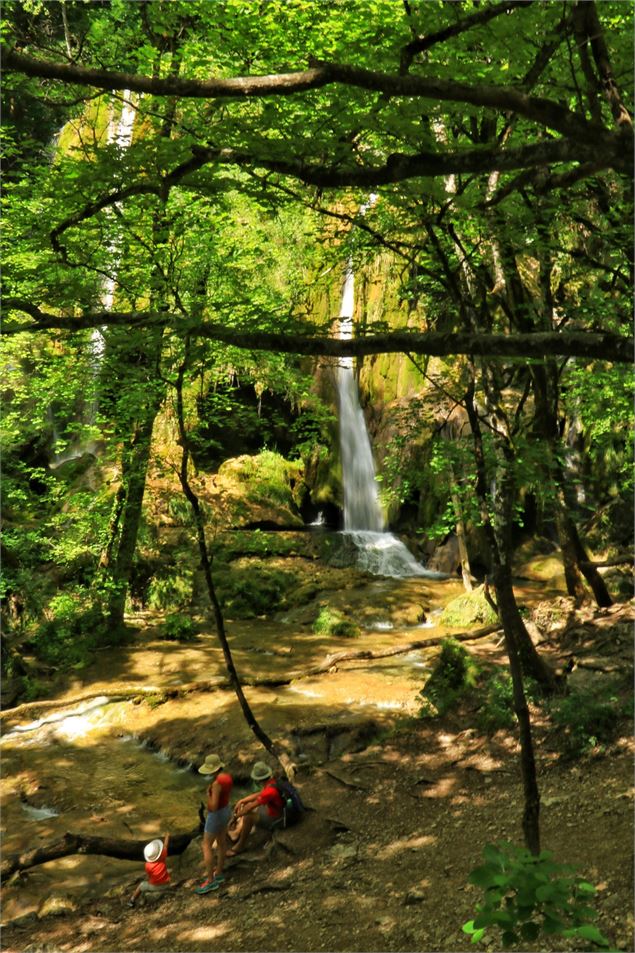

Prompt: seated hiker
[195,752,233,894]
[128,834,171,907]
[227,761,283,856]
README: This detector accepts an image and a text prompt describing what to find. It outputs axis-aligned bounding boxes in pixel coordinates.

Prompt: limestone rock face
[427,535,460,575]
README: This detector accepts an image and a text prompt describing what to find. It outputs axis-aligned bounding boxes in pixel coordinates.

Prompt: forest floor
[2,595,633,953]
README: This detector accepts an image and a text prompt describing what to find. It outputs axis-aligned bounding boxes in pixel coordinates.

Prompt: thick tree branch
[583,1,633,129]
[2,45,614,143]
[3,301,632,362]
[47,136,624,256]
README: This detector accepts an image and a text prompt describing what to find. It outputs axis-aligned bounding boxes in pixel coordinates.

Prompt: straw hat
[144,839,163,863]
[250,761,273,782]
[198,753,224,776]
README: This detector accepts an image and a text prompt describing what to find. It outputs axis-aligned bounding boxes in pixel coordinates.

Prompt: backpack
[272,777,305,828]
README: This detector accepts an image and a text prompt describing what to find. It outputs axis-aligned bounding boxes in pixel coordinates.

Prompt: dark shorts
[204,804,231,835]
[256,804,282,830]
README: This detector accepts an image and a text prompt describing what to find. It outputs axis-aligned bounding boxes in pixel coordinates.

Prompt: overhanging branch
[2,45,617,144]
[3,301,631,362]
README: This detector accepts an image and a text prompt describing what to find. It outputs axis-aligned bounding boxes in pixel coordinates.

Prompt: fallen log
[297,624,501,677]
[1,822,202,879]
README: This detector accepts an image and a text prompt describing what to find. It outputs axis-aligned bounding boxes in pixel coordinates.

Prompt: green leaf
[574,924,610,947]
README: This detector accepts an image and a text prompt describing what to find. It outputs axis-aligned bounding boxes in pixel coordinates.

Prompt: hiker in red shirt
[227,761,283,856]
[195,753,233,894]
[128,833,171,907]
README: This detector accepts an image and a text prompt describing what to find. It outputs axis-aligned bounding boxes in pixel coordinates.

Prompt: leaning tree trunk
[173,353,295,780]
[464,378,552,855]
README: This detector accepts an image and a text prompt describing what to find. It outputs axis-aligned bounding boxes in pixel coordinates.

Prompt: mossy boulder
[313,604,360,638]
[513,538,564,584]
[439,585,498,628]
[202,451,305,529]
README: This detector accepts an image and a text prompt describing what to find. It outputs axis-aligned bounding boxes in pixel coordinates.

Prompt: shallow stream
[1,574,477,921]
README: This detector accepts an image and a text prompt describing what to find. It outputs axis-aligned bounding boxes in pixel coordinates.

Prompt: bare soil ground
[2,600,633,953]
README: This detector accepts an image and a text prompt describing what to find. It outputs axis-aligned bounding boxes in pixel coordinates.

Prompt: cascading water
[338,264,384,533]
[336,263,445,579]
[50,94,136,468]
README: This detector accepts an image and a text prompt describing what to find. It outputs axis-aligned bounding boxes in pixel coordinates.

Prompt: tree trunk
[106,383,162,629]
[173,355,295,780]
[449,465,473,591]
[1,821,202,879]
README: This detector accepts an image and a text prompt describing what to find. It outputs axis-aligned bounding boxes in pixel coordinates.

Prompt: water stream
[49,93,137,469]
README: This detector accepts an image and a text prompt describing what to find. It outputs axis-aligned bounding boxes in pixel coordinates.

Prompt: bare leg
[227,810,256,855]
[128,882,142,906]
[202,832,216,881]
[216,827,227,876]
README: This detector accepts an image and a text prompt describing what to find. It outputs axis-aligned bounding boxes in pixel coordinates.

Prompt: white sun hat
[144,839,163,863]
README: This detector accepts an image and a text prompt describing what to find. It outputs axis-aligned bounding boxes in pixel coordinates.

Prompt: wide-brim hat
[250,761,273,782]
[198,753,224,775]
[144,839,163,863]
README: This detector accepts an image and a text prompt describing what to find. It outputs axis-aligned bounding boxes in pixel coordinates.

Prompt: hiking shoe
[194,880,215,895]
[209,874,225,890]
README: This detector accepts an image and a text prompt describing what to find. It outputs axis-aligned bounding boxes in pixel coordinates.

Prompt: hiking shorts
[205,804,231,835]
[140,880,171,894]
[256,804,281,830]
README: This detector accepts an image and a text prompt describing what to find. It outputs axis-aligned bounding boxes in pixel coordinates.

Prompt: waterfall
[337,264,384,533]
[90,93,137,361]
[50,94,136,468]
[335,262,445,579]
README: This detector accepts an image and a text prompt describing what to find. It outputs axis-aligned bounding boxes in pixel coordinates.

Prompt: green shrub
[463,842,609,948]
[419,638,479,716]
[216,567,298,618]
[313,605,360,638]
[548,680,630,758]
[32,586,119,670]
[146,567,194,610]
[475,673,541,734]
[162,612,197,642]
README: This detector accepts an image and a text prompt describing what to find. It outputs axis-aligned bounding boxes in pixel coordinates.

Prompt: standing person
[195,753,233,894]
[128,833,171,907]
[227,762,283,856]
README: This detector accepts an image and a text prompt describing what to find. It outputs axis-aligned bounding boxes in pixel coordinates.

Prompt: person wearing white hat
[226,762,284,857]
[127,832,171,907]
[195,753,233,895]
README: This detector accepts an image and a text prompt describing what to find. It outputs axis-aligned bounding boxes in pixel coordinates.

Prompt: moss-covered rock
[313,604,360,638]
[513,538,565,584]
[202,451,305,529]
[439,585,498,628]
